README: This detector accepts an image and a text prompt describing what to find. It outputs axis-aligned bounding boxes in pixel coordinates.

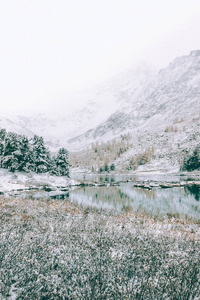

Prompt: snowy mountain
[66,50,200,171]
[69,50,200,146]
[0,63,153,151]
[1,50,200,170]
[0,116,35,137]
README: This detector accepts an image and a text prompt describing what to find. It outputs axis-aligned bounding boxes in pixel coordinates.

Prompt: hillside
[1,50,200,172]
[68,50,200,172]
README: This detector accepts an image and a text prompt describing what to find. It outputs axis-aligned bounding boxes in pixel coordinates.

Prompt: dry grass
[0,196,200,299]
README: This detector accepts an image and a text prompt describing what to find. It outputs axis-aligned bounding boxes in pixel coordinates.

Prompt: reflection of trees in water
[105,176,109,182]
[185,185,200,201]
[80,186,131,208]
[71,185,200,220]
[131,187,156,201]
[99,175,117,182]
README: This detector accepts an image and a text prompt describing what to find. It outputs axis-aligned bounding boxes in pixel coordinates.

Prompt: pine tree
[55,148,69,176]
[0,130,70,176]
[183,147,200,171]
[0,128,6,140]
[31,135,52,173]
[104,164,109,172]
[2,132,24,172]
[110,163,115,171]
[18,136,32,172]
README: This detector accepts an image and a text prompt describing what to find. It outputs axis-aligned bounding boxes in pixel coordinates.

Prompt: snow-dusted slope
[0,63,153,151]
[0,50,200,170]
[68,50,200,152]
[0,116,35,137]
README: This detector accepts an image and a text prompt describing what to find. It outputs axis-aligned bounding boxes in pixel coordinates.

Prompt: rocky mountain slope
[70,50,200,144]
[1,50,200,171]
[67,50,200,171]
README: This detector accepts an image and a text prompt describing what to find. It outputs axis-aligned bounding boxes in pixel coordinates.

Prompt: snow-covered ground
[0,169,78,194]
[1,167,199,195]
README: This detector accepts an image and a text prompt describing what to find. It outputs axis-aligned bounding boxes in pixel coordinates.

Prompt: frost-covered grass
[0,169,78,194]
[0,196,199,299]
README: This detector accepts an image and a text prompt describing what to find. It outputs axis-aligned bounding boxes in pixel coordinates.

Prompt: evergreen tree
[110,163,115,171]
[104,164,109,172]
[55,148,69,176]
[2,132,24,172]
[49,155,58,175]
[18,136,32,172]
[99,166,104,173]
[0,130,70,176]
[182,147,200,171]
[0,128,6,140]
[31,135,52,173]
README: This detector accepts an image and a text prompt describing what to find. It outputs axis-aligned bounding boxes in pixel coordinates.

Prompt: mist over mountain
[1,50,200,171]
[69,50,200,140]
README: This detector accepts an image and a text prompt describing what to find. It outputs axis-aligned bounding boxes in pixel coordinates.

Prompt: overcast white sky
[0,0,200,115]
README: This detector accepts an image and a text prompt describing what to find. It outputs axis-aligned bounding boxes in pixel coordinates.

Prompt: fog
[0,0,200,115]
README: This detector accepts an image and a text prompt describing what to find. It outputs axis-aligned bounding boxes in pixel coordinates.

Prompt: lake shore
[0,168,200,196]
[0,196,199,299]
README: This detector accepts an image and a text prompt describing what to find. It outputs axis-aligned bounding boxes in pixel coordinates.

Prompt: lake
[7,173,200,221]
[69,183,199,219]
[69,173,200,220]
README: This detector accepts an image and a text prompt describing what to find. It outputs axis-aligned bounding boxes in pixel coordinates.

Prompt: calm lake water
[69,173,200,220]
[9,173,200,221]
[69,183,199,220]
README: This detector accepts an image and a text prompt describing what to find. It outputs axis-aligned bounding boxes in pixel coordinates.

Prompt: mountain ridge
[68,50,200,151]
[1,50,200,171]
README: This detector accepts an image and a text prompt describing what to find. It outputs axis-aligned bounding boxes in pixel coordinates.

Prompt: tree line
[181,146,200,171]
[0,129,69,176]
[70,133,132,172]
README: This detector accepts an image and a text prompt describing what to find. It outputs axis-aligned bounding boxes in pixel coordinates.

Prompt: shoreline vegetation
[0,170,200,298]
[0,196,200,299]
